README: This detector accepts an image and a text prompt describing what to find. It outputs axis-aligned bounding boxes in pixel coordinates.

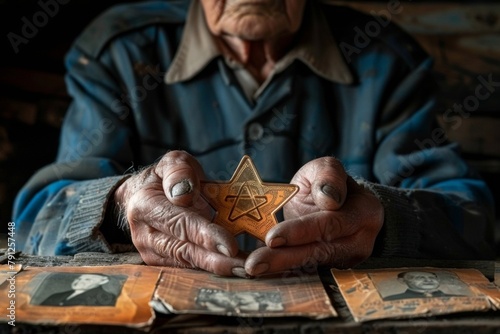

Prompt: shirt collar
[165,0,220,84]
[165,0,353,85]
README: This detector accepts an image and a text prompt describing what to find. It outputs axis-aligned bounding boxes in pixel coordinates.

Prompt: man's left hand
[244,156,384,276]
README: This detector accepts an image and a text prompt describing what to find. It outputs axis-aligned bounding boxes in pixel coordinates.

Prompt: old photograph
[195,288,284,313]
[30,272,126,307]
[0,265,161,328]
[373,270,473,301]
[332,267,497,322]
[155,267,337,319]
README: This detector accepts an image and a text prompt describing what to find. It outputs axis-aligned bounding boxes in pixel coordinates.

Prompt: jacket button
[247,122,264,141]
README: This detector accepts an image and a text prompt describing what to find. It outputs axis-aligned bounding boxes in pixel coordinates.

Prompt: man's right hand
[113,150,246,277]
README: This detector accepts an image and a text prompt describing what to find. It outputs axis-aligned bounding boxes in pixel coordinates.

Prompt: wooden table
[2,251,500,334]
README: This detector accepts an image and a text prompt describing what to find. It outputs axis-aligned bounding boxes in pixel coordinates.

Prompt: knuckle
[166,210,205,243]
[127,202,143,225]
[174,242,194,267]
[151,235,192,267]
[147,202,174,222]
[168,214,189,240]
[152,235,169,255]
[133,230,194,267]
[174,243,226,275]
[202,254,229,276]
[126,189,154,218]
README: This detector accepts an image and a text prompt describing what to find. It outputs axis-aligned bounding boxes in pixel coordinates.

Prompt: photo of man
[32,273,125,306]
[383,271,465,301]
[333,268,492,322]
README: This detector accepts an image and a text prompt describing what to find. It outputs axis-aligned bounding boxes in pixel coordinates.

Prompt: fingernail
[269,237,286,248]
[171,180,192,197]
[231,267,249,278]
[321,184,341,203]
[253,263,269,276]
[217,244,231,257]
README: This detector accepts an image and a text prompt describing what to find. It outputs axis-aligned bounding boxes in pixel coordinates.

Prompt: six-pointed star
[200,155,299,242]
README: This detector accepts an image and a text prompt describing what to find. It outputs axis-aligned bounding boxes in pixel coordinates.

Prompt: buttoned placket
[216,59,295,153]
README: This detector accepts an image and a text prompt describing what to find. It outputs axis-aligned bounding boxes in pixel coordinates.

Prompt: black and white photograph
[30,272,127,307]
[373,270,473,301]
[154,267,337,319]
[195,288,284,313]
[0,265,161,328]
[332,267,496,322]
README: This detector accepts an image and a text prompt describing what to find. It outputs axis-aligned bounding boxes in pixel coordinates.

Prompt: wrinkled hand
[113,150,246,277]
[245,157,384,276]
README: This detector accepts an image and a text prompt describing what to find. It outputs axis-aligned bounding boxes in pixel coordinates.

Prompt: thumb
[155,151,205,207]
[311,182,346,211]
[168,179,195,206]
[298,156,348,211]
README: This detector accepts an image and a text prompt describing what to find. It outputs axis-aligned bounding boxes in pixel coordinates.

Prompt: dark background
[0,0,137,228]
[1,0,499,253]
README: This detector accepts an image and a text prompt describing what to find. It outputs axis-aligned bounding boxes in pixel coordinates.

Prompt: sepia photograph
[0,265,161,328]
[332,267,499,322]
[155,267,337,319]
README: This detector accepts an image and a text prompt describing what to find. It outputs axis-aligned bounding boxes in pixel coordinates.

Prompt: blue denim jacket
[13,0,495,259]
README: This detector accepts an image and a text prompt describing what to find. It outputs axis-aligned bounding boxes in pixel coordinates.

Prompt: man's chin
[220,18,287,40]
[223,29,273,41]
[422,285,439,290]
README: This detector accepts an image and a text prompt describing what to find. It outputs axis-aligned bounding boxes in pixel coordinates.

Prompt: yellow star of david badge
[200,155,299,242]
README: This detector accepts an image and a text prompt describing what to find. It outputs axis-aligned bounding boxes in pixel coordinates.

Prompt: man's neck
[218,35,294,84]
[66,289,86,300]
[409,288,439,294]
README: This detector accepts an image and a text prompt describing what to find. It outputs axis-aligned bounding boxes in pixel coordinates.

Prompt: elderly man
[383,271,461,300]
[39,274,117,306]
[14,0,494,278]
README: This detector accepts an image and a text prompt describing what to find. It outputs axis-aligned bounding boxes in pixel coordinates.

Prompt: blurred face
[200,0,307,40]
[71,274,109,290]
[402,272,440,292]
[235,292,259,309]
